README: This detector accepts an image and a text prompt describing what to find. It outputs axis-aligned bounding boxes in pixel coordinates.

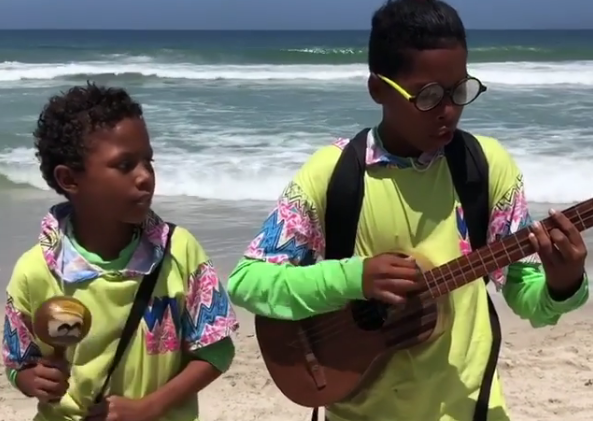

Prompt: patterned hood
[40,202,170,284]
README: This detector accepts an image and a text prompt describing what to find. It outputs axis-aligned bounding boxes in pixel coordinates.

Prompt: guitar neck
[422,197,593,300]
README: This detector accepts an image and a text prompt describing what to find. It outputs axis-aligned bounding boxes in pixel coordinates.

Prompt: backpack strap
[324,129,369,259]
[444,130,502,421]
[444,130,490,267]
[312,130,369,421]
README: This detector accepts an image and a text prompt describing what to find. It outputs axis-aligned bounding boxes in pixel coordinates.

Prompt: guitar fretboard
[420,197,593,300]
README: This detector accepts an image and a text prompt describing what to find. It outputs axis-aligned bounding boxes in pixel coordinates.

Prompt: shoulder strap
[324,129,369,259]
[94,222,177,403]
[444,131,500,421]
[313,130,367,421]
[311,129,370,421]
[444,129,489,253]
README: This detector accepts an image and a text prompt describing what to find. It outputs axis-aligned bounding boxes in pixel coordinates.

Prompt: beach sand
[2,306,593,421]
[1,193,593,420]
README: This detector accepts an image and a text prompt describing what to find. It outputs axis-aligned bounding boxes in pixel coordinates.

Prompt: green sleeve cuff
[192,337,235,373]
[340,256,365,299]
[6,368,18,388]
[503,262,589,327]
[541,272,589,314]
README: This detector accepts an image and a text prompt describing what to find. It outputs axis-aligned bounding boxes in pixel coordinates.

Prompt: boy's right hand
[16,358,70,403]
[362,252,424,306]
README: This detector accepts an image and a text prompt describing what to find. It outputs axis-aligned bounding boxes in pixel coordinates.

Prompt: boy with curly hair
[2,82,238,421]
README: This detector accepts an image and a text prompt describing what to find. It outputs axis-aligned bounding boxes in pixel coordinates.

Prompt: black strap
[312,130,368,421]
[445,131,502,421]
[324,129,368,260]
[94,222,176,403]
[444,130,489,265]
[312,408,319,421]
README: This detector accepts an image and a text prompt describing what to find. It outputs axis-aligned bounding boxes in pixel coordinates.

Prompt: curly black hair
[368,0,467,78]
[33,81,143,195]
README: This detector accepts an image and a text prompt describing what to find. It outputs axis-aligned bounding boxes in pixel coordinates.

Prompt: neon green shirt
[67,223,235,373]
[227,130,588,421]
[3,205,239,421]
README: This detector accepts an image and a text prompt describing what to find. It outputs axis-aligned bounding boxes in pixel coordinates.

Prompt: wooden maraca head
[33,297,92,348]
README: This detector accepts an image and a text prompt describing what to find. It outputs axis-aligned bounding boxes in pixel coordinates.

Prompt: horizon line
[0,27,590,31]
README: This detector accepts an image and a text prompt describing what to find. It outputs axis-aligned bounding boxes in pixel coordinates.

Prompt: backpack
[314,129,502,421]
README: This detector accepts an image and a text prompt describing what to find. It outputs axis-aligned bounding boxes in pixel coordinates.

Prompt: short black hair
[34,82,143,195]
[368,0,467,77]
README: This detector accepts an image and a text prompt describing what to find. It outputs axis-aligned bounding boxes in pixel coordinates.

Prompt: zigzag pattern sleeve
[244,181,325,265]
[2,295,41,370]
[181,260,239,351]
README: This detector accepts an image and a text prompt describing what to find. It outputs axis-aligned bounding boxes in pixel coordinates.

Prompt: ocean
[1,29,593,289]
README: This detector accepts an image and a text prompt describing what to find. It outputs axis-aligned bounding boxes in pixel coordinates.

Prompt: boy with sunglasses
[227,1,588,420]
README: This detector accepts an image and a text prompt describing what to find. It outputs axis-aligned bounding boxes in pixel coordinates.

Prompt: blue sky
[0,0,591,30]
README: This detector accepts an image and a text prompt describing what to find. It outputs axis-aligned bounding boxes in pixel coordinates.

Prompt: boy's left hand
[529,209,587,294]
[84,396,159,421]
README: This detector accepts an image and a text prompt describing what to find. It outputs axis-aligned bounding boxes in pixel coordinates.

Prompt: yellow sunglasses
[376,74,487,112]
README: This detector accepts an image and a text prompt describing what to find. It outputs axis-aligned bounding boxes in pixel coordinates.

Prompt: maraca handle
[47,346,69,405]
[53,346,66,360]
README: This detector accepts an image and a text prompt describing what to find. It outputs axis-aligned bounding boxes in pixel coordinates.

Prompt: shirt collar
[39,202,170,284]
[365,127,444,169]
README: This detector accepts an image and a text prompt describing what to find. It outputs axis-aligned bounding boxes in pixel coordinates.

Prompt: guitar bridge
[297,325,326,390]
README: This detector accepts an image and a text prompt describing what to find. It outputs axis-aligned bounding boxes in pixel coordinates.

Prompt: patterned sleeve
[486,173,541,290]
[228,144,362,320]
[3,259,42,370]
[244,181,326,265]
[181,240,239,352]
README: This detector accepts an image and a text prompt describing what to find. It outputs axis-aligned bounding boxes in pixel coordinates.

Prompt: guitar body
[256,197,593,408]
[255,253,452,408]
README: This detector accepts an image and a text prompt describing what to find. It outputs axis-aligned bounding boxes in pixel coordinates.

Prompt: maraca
[33,296,92,359]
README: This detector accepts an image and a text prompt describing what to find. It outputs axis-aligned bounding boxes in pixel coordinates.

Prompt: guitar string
[297,228,554,347]
[284,207,593,347]
[289,238,532,348]
[294,223,587,348]
[291,235,534,348]
[295,206,591,344]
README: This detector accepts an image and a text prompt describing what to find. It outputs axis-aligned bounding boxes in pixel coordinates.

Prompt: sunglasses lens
[453,78,482,105]
[415,84,445,111]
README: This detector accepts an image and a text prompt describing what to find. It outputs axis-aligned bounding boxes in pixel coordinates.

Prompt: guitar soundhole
[350,299,389,330]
